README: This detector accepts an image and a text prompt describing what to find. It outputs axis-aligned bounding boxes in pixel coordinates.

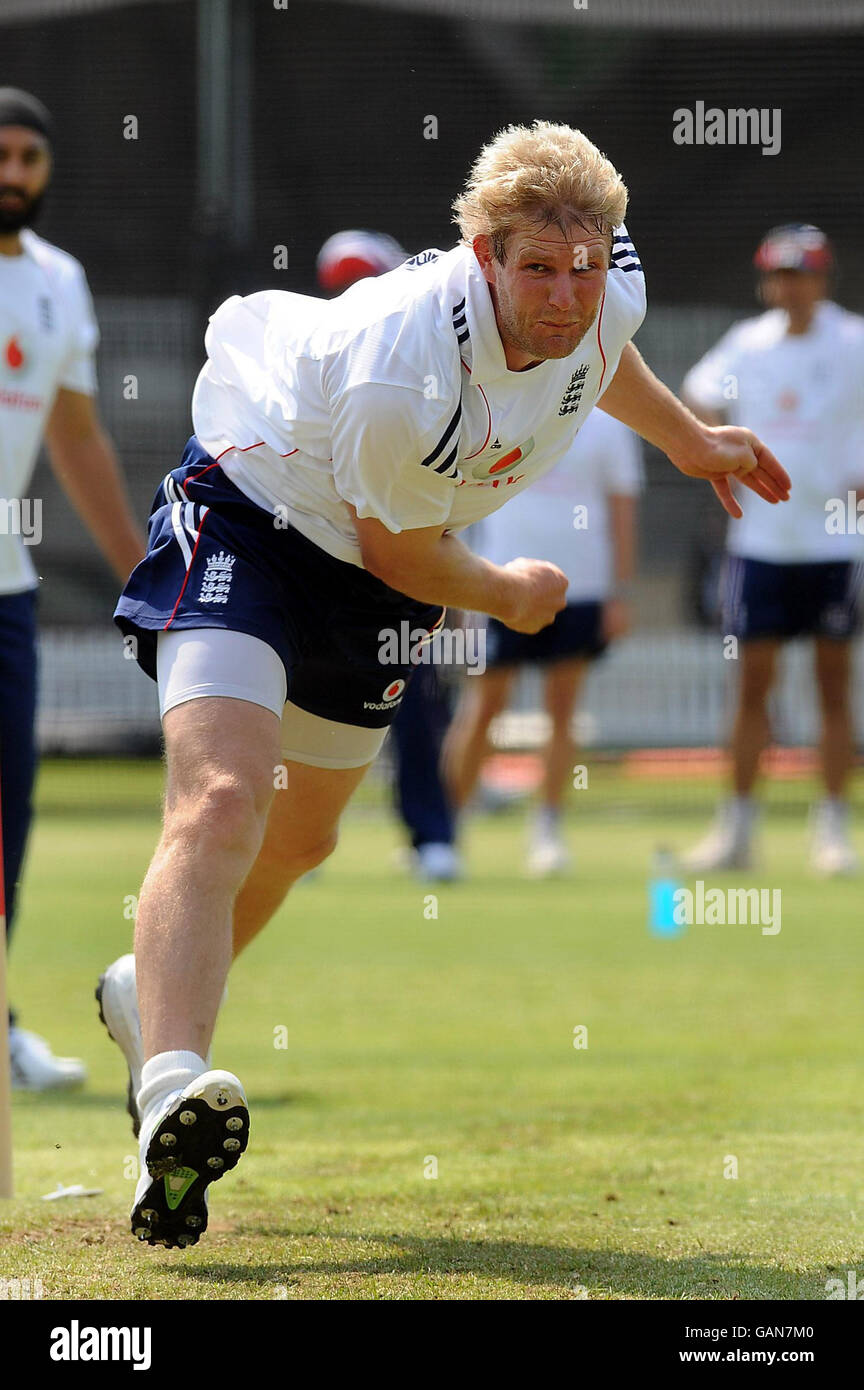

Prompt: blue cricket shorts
[115,436,445,729]
[722,556,862,641]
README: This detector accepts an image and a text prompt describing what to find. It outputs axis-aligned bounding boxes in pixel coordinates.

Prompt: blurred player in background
[315,229,406,294]
[317,230,462,882]
[443,408,641,874]
[682,225,864,875]
[0,88,145,1085]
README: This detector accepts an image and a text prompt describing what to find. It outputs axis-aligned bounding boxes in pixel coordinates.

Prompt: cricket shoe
[95,954,142,1137]
[679,801,755,873]
[526,834,571,878]
[810,801,859,877]
[131,1070,249,1249]
[413,842,464,882]
[8,1027,87,1091]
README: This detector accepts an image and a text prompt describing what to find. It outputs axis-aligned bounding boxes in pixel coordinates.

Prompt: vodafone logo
[4,335,26,370]
[363,677,406,712]
[1,332,34,382]
[469,435,535,481]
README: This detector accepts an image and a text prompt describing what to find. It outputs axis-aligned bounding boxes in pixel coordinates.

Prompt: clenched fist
[499,557,569,634]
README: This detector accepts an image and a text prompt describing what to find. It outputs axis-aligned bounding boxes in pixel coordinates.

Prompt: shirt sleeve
[58,261,100,396]
[592,225,647,408]
[606,224,648,340]
[841,332,864,487]
[843,421,864,490]
[682,326,741,414]
[330,381,462,533]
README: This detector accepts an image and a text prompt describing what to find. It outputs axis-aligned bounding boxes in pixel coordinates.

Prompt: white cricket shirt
[683,301,864,562]
[0,229,99,594]
[474,407,642,602]
[191,231,646,567]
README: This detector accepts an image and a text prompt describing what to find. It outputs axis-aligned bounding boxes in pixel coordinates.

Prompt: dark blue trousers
[390,661,455,849]
[0,588,39,1022]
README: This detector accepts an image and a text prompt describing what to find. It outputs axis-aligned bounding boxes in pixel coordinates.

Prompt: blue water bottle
[649,848,685,938]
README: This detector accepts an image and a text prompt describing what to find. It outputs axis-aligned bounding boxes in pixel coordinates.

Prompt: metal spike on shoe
[130,1070,249,1250]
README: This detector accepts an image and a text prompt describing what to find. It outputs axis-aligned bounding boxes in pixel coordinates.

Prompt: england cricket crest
[197,550,235,605]
[558,363,591,416]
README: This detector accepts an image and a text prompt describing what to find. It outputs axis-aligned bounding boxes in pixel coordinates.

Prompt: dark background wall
[5,2,860,306]
[2,0,862,623]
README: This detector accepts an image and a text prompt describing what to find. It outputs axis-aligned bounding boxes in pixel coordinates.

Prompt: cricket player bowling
[97,121,790,1248]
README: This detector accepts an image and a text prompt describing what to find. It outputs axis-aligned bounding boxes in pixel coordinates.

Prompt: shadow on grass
[13,1090,314,1113]
[170,1231,807,1299]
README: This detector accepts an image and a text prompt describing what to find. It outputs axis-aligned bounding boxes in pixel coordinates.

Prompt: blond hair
[453,120,628,261]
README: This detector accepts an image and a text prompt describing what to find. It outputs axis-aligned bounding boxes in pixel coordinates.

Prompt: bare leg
[539,659,589,810]
[441,666,515,810]
[814,639,854,798]
[730,640,781,795]
[134,697,280,1062]
[232,758,372,956]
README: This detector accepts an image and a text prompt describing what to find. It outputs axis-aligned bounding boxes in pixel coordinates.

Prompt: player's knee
[548,713,574,739]
[738,677,772,711]
[544,688,576,728]
[818,682,850,717]
[167,772,271,860]
[254,827,338,885]
[289,829,338,876]
[469,686,509,728]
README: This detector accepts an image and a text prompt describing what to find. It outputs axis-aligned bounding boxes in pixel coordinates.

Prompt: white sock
[137,1050,207,1134]
[818,797,849,829]
[727,796,755,831]
[535,805,561,836]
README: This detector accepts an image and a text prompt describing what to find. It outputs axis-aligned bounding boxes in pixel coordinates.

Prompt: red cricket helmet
[316,230,407,293]
[753,224,834,274]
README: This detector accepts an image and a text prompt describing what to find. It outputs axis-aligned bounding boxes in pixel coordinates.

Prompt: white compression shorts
[155,628,388,769]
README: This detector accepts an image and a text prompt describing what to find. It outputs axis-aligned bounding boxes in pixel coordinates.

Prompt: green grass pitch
[1,759,862,1300]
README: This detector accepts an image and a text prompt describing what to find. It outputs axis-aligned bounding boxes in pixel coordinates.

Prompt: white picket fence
[36,627,864,753]
[494,633,864,749]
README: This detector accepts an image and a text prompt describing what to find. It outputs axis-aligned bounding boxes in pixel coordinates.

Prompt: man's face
[0,126,51,233]
[474,217,610,368]
[759,268,828,314]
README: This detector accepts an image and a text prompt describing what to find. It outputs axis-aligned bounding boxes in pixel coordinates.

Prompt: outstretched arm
[596,342,790,518]
[45,387,146,583]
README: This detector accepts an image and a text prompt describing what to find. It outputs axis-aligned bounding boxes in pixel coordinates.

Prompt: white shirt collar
[461,247,512,384]
[17,229,41,261]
